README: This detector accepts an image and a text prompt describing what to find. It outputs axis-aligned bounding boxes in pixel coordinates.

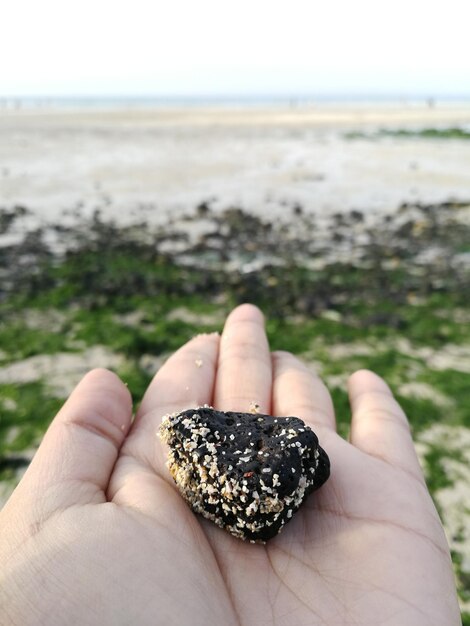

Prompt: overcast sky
[1,0,469,98]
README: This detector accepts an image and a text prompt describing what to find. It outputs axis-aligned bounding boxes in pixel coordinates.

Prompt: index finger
[121,332,220,470]
[107,332,220,512]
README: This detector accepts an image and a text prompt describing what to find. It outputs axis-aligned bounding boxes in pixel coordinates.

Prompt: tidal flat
[0,199,470,615]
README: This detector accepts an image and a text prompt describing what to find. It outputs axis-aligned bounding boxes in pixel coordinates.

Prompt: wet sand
[1,102,470,224]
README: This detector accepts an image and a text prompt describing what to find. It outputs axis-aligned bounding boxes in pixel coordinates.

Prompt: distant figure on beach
[0,305,460,625]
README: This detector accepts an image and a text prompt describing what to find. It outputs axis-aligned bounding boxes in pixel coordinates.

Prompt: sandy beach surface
[1,102,470,224]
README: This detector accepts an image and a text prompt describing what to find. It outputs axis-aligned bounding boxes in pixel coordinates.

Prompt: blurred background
[1,0,469,616]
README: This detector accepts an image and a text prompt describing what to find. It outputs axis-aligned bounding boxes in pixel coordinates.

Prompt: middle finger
[213,304,272,414]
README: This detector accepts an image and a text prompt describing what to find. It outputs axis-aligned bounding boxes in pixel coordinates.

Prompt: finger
[137,332,220,422]
[108,333,219,506]
[213,303,272,413]
[348,369,425,482]
[10,369,132,515]
[271,351,336,434]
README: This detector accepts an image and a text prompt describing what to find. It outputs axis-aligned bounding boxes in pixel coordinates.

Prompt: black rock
[159,407,330,542]
[350,209,364,222]
[196,201,212,216]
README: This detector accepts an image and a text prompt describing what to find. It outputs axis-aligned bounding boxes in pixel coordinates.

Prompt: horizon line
[2,92,470,102]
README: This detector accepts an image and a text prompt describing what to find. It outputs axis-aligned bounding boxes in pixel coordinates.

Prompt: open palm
[0,305,460,625]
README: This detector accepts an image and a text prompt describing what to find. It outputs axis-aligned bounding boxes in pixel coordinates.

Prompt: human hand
[0,305,460,625]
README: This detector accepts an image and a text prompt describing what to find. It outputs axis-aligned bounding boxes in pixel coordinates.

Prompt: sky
[1,0,470,98]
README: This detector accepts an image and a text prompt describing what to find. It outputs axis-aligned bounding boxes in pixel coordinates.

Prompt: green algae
[345,127,470,141]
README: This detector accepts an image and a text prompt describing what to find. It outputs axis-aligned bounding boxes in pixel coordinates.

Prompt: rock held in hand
[159,406,330,542]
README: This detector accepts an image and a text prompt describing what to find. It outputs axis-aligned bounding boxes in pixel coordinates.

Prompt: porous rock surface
[159,406,330,542]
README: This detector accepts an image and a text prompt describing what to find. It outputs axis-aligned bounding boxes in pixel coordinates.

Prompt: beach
[1,101,470,614]
[1,101,470,225]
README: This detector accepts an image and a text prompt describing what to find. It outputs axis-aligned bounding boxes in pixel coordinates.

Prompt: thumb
[9,368,133,516]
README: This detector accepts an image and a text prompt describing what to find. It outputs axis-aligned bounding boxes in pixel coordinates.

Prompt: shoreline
[2,102,470,127]
[2,104,470,224]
